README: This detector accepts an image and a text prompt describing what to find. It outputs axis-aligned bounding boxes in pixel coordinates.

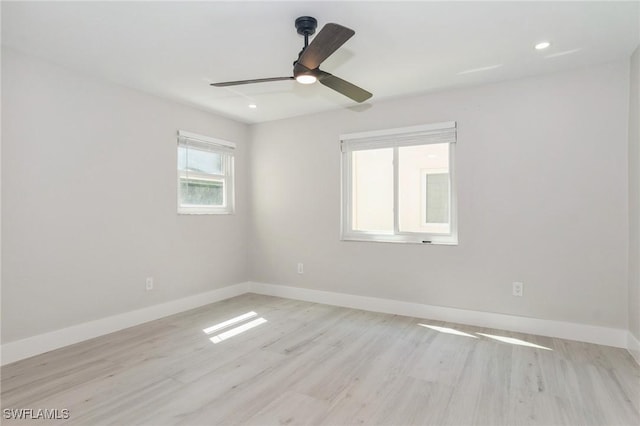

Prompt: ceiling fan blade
[298,23,355,70]
[211,77,294,87]
[317,70,372,103]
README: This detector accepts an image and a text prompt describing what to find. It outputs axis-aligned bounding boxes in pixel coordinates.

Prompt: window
[177,130,235,214]
[341,121,457,244]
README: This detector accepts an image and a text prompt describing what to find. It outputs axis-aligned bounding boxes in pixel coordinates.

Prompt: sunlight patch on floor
[476,333,552,351]
[417,323,553,351]
[210,317,268,344]
[418,323,477,338]
[203,311,257,334]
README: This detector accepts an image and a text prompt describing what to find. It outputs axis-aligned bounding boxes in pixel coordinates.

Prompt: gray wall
[1,49,249,343]
[629,46,640,340]
[249,61,630,329]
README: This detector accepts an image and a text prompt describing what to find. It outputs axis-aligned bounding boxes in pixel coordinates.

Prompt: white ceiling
[2,1,639,124]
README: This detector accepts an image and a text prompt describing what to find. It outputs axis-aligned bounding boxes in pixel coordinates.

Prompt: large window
[341,122,457,244]
[177,130,235,214]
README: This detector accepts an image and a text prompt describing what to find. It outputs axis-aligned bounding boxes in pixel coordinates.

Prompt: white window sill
[341,234,458,245]
[178,208,233,215]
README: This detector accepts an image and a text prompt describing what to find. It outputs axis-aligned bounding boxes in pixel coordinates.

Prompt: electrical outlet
[512,282,523,297]
[146,277,154,291]
[297,263,304,274]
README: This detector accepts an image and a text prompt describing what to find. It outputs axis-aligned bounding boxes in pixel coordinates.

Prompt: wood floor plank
[243,391,329,426]
[1,294,638,426]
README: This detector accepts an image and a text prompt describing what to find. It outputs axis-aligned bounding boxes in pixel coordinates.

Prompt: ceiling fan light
[296,74,317,84]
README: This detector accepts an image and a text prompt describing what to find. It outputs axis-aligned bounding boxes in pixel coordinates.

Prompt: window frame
[340,122,458,245]
[177,130,235,215]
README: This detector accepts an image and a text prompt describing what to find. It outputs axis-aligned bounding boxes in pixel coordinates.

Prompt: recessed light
[535,41,551,50]
[248,104,257,109]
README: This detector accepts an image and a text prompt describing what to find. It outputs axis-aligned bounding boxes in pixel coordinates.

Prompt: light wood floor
[1,294,639,425]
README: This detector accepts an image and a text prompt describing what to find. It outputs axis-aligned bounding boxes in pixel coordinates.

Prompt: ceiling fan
[211,16,372,103]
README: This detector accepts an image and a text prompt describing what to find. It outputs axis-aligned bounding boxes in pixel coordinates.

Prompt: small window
[177,130,235,214]
[341,122,457,244]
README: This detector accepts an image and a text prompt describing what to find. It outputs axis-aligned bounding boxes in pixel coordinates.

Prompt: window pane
[425,173,449,223]
[352,148,393,232]
[178,146,223,175]
[398,143,450,234]
[180,178,223,206]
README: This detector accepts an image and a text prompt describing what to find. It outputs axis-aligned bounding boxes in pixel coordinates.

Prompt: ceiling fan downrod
[295,16,318,49]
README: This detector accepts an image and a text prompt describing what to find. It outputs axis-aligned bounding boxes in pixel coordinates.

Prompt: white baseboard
[247,282,628,349]
[1,282,249,366]
[628,332,640,366]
